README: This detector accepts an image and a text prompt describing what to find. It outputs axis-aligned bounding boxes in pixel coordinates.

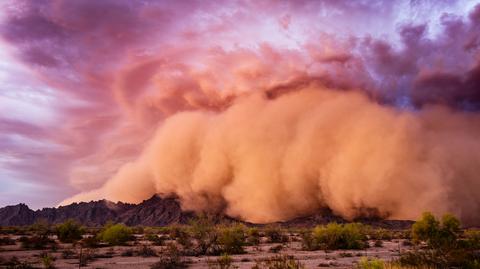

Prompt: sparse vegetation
[0,212,479,269]
[208,253,236,269]
[301,223,368,250]
[357,257,384,269]
[150,243,187,269]
[252,255,305,269]
[0,236,16,246]
[19,235,57,250]
[218,224,246,254]
[0,256,35,269]
[246,227,261,245]
[99,223,133,245]
[78,247,96,267]
[40,252,55,269]
[398,212,480,268]
[264,226,288,243]
[55,219,84,243]
[137,244,157,257]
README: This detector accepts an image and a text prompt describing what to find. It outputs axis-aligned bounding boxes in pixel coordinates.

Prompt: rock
[0,195,413,229]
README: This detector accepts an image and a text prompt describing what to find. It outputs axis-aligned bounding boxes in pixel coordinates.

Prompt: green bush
[465,230,480,249]
[357,257,384,269]
[188,215,220,255]
[40,252,55,269]
[400,212,480,268]
[412,212,460,249]
[146,234,165,246]
[305,223,367,250]
[367,228,393,241]
[99,223,133,245]
[209,253,235,269]
[264,226,288,243]
[246,227,260,245]
[252,255,305,269]
[55,219,84,243]
[218,225,246,254]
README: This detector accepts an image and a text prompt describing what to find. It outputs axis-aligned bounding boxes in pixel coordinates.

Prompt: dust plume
[63,86,480,224]
[1,0,480,223]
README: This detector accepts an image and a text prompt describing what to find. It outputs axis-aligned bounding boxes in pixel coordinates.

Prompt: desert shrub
[218,225,246,255]
[252,255,305,269]
[137,244,157,257]
[146,234,165,246]
[151,243,187,269]
[299,229,316,251]
[40,252,55,269]
[132,226,144,234]
[0,236,16,245]
[367,228,393,241]
[121,249,134,257]
[357,257,384,269]
[412,212,460,249]
[269,244,283,253]
[81,235,100,248]
[208,253,236,269]
[169,225,192,248]
[169,225,187,239]
[99,223,133,245]
[19,235,57,250]
[246,227,260,245]
[303,223,368,250]
[61,248,76,259]
[264,226,288,243]
[374,240,383,247]
[30,219,51,236]
[465,229,480,249]
[399,212,480,268]
[189,215,220,255]
[78,248,96,267]
[55,219,84,243]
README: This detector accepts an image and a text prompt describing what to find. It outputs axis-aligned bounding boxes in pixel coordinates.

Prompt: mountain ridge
[0,195,413,229]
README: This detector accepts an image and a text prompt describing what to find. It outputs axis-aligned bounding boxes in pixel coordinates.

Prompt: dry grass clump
[252,255,305,269]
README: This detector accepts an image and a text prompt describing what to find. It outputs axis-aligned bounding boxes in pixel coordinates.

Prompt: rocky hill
[0,195,195,227]
[0,195,413,229]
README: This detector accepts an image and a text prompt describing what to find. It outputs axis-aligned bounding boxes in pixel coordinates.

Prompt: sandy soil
[0,235,412,269]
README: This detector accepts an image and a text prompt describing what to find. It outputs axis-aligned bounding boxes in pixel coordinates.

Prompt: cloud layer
[1,0,480,223]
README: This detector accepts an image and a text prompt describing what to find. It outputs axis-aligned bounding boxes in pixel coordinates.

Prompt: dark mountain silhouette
[0,195,413,229]
[0,195,195,227]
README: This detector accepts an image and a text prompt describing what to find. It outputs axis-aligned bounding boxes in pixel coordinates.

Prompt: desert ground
[1,213,479,269]
[0,231,409,269]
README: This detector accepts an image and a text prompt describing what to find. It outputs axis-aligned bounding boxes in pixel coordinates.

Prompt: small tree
[99,223,133,245]
[56,219,84,243]
[189,215,219,255]
[218,225,246,254]
[411,212,460,249]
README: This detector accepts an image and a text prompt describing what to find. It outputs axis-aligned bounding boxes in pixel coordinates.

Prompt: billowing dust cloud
[2,0,480,224]
[63,86,480,224]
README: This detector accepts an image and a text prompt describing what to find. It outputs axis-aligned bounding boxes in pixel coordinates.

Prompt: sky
[0,0,479,216]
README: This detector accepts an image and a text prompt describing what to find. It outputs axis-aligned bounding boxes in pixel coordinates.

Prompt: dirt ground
[0,234,412,269]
